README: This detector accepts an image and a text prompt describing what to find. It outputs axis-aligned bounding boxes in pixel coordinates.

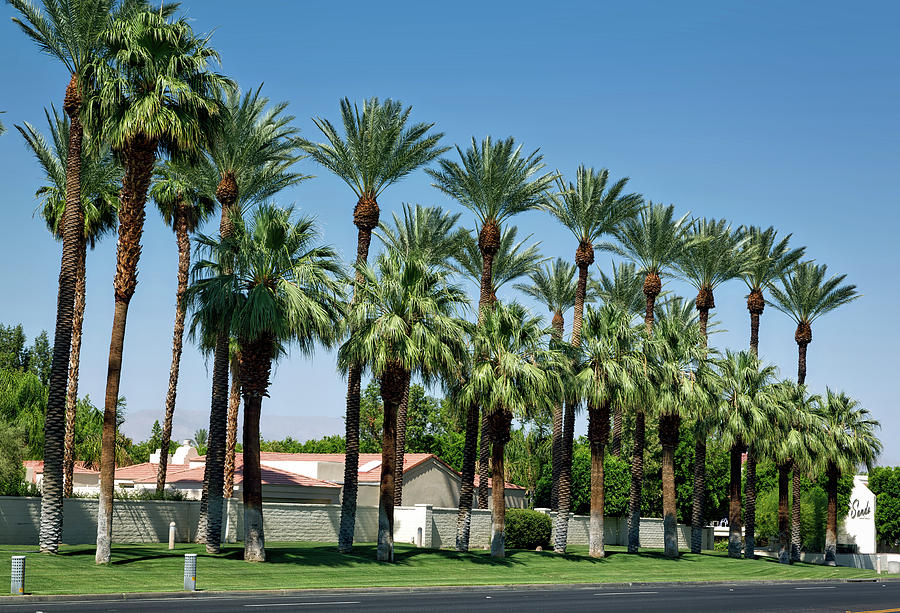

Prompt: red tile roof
[474,474,526,491]
[23,461,99,478]
[132,459,338,489]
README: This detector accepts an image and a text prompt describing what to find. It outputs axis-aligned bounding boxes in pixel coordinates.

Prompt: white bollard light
[184,553,196,591]
[10,556,25,595]
[169,522,176,550]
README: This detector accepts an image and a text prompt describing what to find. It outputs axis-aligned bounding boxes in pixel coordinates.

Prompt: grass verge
[0,543,880,596]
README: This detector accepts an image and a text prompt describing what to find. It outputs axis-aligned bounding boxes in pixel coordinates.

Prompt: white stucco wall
[839,475,877,554]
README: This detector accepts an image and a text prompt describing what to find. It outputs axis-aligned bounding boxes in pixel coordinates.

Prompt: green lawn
[0,543,880,596]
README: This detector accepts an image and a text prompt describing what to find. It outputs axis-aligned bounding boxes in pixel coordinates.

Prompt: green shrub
[754,485,828,551]
[505,509,551,549]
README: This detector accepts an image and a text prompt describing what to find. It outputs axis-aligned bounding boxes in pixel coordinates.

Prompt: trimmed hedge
[505,509,551,549]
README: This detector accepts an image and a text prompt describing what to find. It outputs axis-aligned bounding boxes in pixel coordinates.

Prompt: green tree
[190,205,345,562]
[300,97,446,554]
[8,0,124,553]
[192,428,209,456]
[769,261,859,560]
[0,419,28,495]
[18,105,120,497]
[514,258,578,511]
[815,389,881,565]
[460,303,563,558]
[82,7,230,564]
[339,253,468,562]
[716,351,777,558]
[429,136,555,543]
[611,202,689,552]
[149,161,215,493]
[869,467,900,550]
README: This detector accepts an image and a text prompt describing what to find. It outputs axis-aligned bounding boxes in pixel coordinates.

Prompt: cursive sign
[850,498,872,519]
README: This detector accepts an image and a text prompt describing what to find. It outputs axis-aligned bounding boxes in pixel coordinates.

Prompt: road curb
[2,577,898,604]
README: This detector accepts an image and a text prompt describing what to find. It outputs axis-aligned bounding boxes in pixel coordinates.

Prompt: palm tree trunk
[588,401,610,558]
[95,137,155,564]
[778,462,791,564]
[455,402,480,551]
[691,305,710,554]
[660,414,680,558]
[224,354,241,499]
[477,412,491,508]
[338,196,380,554]
[63,240,87,499]
[157,205,190,493]
[728,442,743,558]
[393,372,412,507]
[749,312,760,357]
[550,312,564,511]
[825,463,838,566]
[40,77,86,553]
[611,406,623,458]
[378,366,406,562]
[744,448,757,559]
[239,336,273,563]
[791,466,802,562]
[199,188,240,551]
[489,409,512,559]
[797,342,807,386]
[627,409,645,553]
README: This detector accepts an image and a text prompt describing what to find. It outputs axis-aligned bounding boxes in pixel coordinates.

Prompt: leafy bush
[869,467,900,550]
[505,509,551,549]
[754,485,828,551]
[533,447,630,516]
[72,487,186,501]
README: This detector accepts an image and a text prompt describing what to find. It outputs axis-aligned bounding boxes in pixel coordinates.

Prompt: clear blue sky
[1,1,898,462]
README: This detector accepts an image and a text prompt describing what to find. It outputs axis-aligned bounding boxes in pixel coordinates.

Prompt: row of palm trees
[8,0,879,567]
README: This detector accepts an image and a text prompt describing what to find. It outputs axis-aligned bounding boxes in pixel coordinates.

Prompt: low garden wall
[0,496,711,550]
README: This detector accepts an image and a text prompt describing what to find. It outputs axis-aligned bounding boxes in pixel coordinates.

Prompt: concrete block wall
[0,496,199,545]
[224,500,378,544]
[430,507,492,549]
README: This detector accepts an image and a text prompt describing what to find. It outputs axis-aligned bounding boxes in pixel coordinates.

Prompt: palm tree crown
[150,160,216,233]
[716,351,777,450]
[514,258,579,333]
[375,203,464,269]
[593,261,646,318]
[454,226,544,299]
[741,226,805,310]
[816,389,881,476]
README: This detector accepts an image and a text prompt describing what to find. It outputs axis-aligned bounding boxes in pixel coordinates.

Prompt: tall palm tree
[149,161,215,493]
[675,218,747,554]
[300,98,445,553]
[375,203,463,506]
[577,303,639,557]
[543,165,641,553]
[739,227,803,557]
[9,0,124,554]
[611,202,689,552]
[189,205,345,561]
[194,86,304,550]
[592,261,646,457]
[429,136,555,540]
[82,8,230,564]
[769,261,859,560]
[515,259,578,511]
[716,351,776,558]
[461,302,560,558]
[815,389,881,565]
[223,339,242,499]
[650,297,710,558]
[339,254,468,561]
[17,107,120,498]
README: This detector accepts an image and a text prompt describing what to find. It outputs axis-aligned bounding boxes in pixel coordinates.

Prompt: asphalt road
[1,582,899,612]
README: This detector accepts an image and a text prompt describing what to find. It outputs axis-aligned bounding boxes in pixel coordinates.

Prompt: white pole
[169,522,176,550]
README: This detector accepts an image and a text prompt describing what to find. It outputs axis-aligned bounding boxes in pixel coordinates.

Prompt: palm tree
[190,205,346,561]
[339,254,468,561]
[543,165,641,553]
[611,202,689,552]
[592,261,645,457]
[461,302,559,558]
[9,0,124,554]
[224,340,242,499]
[191,428,209,455]
[375,203,463,506]
[815,389,881,565]
[514,259,578,511]
[82,8,230,564]
[649,297,710,558]
[149,161,215,493]
[429,136,555,541]
[716,351,777,558]
[194,86,303,551]
[770,261,859,560]
[675,218,747,554]
[300,98,445,553]
[766,380,820,564]
[739,228,803,558]
[577,303,639,557]
[17,107,120,499]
